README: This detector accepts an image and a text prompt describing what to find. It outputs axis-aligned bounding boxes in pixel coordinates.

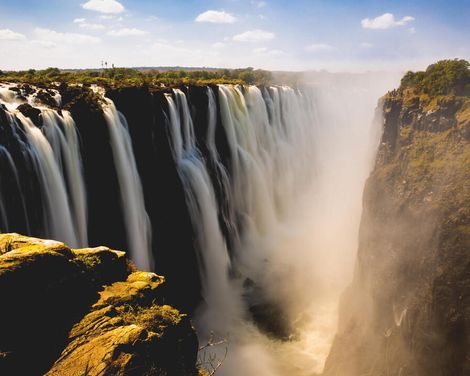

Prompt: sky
[0,0,469,72]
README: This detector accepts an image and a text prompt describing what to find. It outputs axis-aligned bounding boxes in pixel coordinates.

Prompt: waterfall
[16,112,78,247]
[165,89,242,334]
[160,85,333,375]
[0,145,29,233]
[0,90,152,270]
[0,78,396,375]
[41,110,88,247]
[103,99,153,271]
[159,83,388,376]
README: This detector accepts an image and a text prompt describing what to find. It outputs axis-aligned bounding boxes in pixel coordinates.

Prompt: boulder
[47,272,199,376]
[0,234,199,376]
[17,103,42,127]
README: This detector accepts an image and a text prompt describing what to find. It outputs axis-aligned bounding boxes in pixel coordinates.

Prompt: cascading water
[0,90,152,268]
[103,99,152,271]
[16,112,78,247]
[41,109,88,247]
[165,89,242,334]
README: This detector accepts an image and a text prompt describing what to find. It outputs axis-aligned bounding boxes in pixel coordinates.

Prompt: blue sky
[0,0,469,71]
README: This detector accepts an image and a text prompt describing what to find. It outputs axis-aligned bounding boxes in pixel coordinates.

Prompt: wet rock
[243,278,293,340]
[35,89,58,108]
[16,103,42,127]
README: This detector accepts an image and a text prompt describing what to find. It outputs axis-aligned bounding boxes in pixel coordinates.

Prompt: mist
[190,72,402,376]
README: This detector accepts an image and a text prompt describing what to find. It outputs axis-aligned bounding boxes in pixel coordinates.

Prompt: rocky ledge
[0,233,200,376]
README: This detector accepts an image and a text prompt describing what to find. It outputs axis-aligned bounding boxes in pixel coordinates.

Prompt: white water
[1,88,152,268]
[166,89,243,334]
[15,112,79,247]
[42,110,88,247]
[0,86,88,247]
[162,81,396,375]
[103,99,153,271]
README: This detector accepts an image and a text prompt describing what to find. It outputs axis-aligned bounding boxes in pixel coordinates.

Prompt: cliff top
[398,59,470,97]
[0,66,275,88]
[383,59,470,122]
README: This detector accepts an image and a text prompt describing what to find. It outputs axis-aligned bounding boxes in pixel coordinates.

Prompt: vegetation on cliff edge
[399,59,470,97]
[0,66,274,87]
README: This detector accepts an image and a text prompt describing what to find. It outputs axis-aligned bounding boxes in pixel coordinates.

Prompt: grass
[119,303,183,333]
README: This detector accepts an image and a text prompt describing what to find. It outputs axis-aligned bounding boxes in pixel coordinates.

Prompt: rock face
[323,90,470,375]
[0,233,199,376]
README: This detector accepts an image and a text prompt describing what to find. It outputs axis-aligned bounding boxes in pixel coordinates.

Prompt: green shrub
[400,59,470,96]
[0,66,275,87]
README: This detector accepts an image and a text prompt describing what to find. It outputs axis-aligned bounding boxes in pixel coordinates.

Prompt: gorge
[0,60,469,376]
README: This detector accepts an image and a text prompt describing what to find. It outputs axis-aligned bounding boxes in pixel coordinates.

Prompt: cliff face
[0,233,199,376]
[324,90,470,376]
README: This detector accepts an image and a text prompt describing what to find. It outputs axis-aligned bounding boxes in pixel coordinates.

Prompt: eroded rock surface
[0,234,199,376]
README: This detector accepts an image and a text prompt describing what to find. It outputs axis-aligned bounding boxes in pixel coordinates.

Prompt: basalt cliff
[324,62,470,376]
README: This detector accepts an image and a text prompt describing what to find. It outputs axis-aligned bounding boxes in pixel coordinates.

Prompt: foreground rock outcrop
[0,233,199,376]
[324,72,470,375]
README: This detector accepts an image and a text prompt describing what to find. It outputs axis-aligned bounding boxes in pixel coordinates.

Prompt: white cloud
[146,15,160,22]
[253,47,284,56]
[79,23,106,30]
[212,42,226,48]
[233,29,275,42]
[305,43,336,52]
[152,41,202,58]
[82,0,125,14]
[0,29,26,41]
[409,27,417,34]
[360,42,373,49]
[361,13,415,30]
[34,28,101,44]
[252,1,267,8]
[268,49,284,56]
[73,18,86,23]
[30,39,57,49]
[107,28,148,37]
[253,47,268,53]
[195,10,237,24]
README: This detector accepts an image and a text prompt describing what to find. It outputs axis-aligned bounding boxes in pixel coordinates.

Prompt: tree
[400,59,470,96]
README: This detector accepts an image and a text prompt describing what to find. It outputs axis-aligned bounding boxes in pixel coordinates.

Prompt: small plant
[196,332,228,376]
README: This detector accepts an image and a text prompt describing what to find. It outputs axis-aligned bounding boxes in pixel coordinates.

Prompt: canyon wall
[324,88,470,376]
